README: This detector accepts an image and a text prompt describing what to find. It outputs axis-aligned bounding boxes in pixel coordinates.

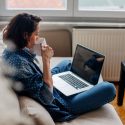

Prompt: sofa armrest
[19,96,55,125]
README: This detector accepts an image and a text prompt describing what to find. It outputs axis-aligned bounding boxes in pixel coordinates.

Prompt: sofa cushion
[56,104,123,125]
[19,96,55,125]
[0,64,34,125]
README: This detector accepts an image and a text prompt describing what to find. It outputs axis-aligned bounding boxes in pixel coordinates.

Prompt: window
[0,0,125,18]
[74,0,125,18]
[7,0,67,10]
[78,0,125,10]
[0,0,73,16]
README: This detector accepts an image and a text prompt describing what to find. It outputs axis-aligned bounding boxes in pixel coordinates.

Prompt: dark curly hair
[3,13,42,49]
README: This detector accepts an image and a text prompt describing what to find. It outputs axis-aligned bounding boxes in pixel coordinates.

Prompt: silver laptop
[52,44,105,96]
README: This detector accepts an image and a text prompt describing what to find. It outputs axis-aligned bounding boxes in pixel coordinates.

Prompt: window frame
[0,0,125,19]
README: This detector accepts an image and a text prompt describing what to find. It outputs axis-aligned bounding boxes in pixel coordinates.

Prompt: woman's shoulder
[2,49,27,67]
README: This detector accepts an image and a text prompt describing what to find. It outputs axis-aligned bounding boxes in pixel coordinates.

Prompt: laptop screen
[71,44,105,85]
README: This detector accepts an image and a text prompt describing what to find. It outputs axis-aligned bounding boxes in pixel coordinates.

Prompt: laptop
[52,44,105,96]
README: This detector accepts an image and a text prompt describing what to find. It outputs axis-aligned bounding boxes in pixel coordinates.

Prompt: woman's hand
[41,45,54,61]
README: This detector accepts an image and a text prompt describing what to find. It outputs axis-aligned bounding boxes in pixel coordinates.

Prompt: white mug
[35,37,47,46]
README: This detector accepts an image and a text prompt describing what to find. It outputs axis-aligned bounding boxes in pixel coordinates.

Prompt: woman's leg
[51,60,71,75]
[65,82,116,115]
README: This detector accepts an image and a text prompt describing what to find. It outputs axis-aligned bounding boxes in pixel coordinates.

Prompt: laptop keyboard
[59,74,88,90]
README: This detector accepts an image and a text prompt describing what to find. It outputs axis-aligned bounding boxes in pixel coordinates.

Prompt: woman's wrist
[42,57,50,64]
[42,56,53,87]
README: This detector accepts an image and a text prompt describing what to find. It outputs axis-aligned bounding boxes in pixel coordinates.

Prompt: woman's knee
[59,60,71,71]
[61,60,71,67]
[51,60,71,74]
[101,82,116,101]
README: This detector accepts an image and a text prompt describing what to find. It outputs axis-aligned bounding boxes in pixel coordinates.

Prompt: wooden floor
[111,85,125,125]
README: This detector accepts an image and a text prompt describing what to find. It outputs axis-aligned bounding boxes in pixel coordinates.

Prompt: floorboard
[111,85,125,125]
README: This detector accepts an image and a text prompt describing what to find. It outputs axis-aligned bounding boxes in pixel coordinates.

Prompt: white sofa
[20,96,122,125]
[19,57,123,125]
[0,56,122,125]
[0,27,123,125]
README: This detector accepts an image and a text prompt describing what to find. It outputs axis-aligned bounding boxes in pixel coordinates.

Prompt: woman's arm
[41,45,54,88]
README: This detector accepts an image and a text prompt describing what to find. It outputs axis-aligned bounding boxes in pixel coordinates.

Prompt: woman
[2,13,116,122]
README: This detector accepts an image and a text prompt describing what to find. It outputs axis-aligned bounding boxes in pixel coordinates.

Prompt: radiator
[72,28,125,81]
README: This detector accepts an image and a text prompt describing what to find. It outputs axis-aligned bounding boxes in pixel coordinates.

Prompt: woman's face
[27,24,40,49]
